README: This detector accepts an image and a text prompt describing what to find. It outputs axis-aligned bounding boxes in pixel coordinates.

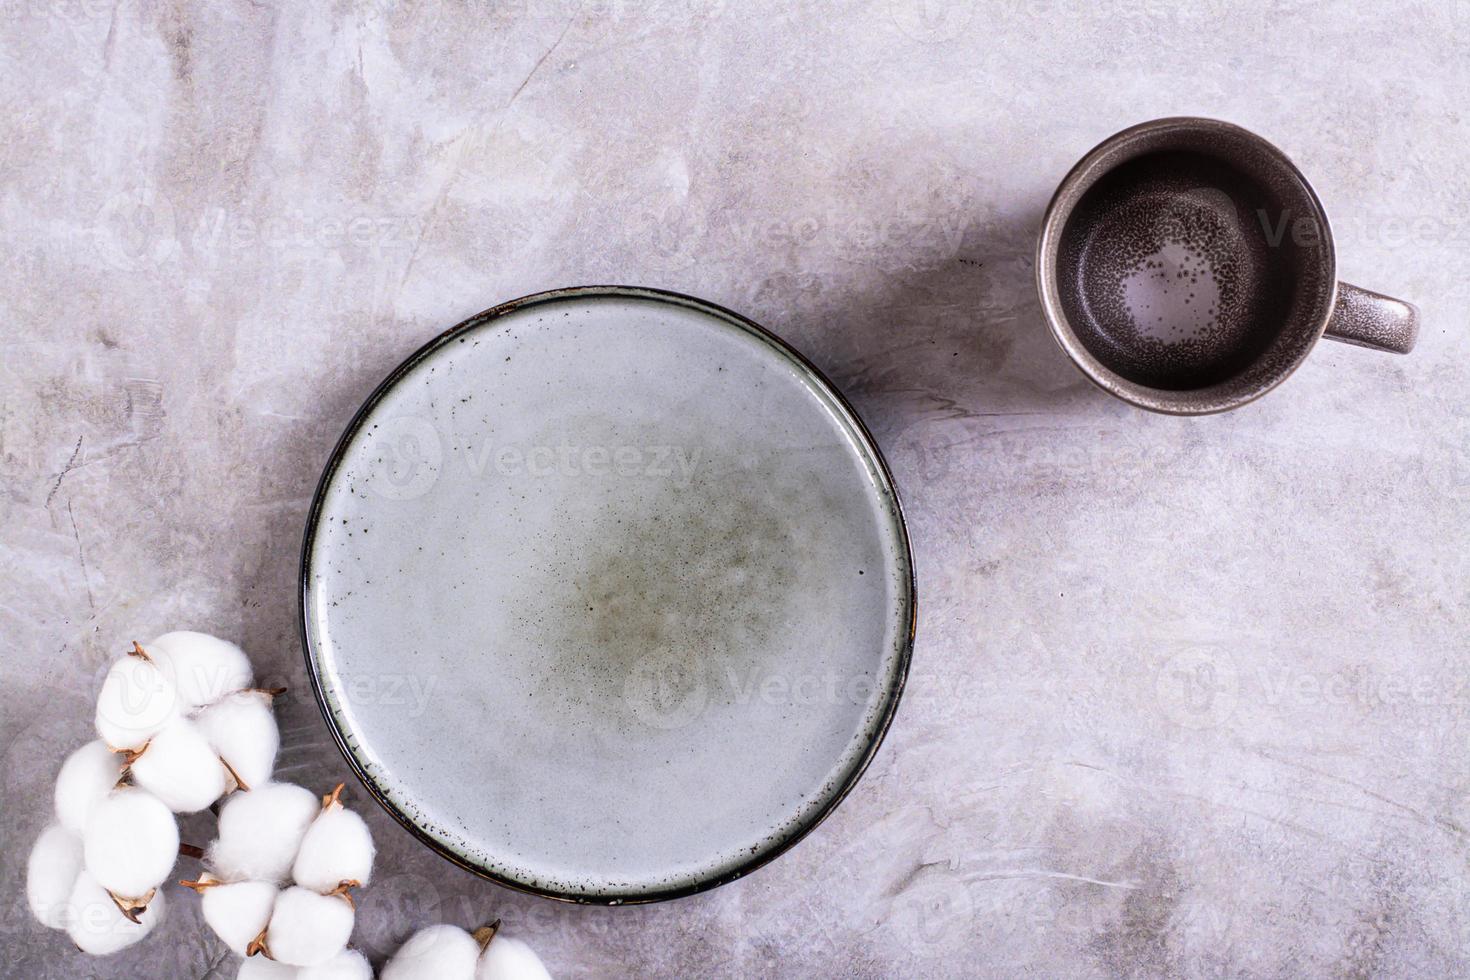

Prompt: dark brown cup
[1036,117,1419,415]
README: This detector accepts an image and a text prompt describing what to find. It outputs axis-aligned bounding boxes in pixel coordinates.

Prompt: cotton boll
[208,783,319,884]
[27,825,83,929]
[55,740,124,835]
[477,935,552,980]
[196,690,279,790]
[129,717,228,813]
[65,870,166,956]
[265,887,354,967]
[298,948,373,980]
[237,956,300,979]
[291,803,374,892]
[198,878,279,956]
[382,924,481,980]
[82,787,179,898]
[95,653,179,750]
[146,631,253,711]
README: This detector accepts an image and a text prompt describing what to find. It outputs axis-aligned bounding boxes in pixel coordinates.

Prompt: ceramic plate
[300,286,914,903]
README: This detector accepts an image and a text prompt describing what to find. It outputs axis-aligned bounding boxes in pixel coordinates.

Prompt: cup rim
[1035,116,1339,415]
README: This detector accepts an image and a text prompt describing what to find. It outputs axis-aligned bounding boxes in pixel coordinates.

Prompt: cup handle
[1322,282,1420,355]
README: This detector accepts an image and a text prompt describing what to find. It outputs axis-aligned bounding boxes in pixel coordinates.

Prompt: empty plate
[301,286,914,902]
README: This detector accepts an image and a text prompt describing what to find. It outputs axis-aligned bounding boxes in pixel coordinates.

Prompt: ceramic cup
[1036,117,1419,414]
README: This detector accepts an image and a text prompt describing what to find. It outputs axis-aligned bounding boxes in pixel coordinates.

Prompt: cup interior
[1040,120,1337,412]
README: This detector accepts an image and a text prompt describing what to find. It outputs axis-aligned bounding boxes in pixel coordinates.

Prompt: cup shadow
[775,199,1114,463]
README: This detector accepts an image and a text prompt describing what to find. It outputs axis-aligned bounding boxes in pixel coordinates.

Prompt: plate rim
[298,284,917,904]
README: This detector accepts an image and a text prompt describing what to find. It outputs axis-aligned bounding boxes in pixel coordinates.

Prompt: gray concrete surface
[2,1,1468,976]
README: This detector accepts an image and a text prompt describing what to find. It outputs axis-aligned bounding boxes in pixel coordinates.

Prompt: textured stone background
[2,1,1468,977]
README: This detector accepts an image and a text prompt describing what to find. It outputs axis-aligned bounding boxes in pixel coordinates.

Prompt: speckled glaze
[300,286,914,903]
[1037,117,1420,414]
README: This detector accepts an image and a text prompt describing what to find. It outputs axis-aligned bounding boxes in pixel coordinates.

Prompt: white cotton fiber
[291,805,375,892]
[196,690,280,790]
[83,787,179,898]
[129,717,228,813]
[208,783,320,884]
[237,956,300,979]
[27,824,83,929]
[382,924,480,980]
[265,887,354,967]
[54,740,124,835]
[95,654,179,750]
[476,935,552,980]
[298,948,373,980]
[145,630,254,710]
[65,870,166,956]
[201,878,279,956]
